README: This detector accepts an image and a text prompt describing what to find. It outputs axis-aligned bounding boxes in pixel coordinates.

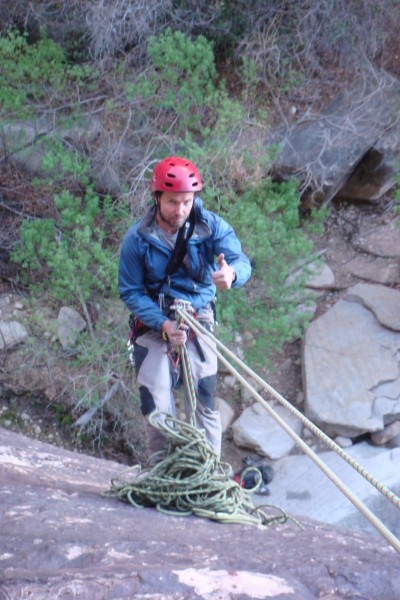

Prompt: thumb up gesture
[212,253,236,290]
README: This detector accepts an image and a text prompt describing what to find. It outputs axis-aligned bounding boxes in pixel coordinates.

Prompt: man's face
[156,191,194,232]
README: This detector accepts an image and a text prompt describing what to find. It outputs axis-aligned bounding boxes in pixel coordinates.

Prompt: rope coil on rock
[105,411,295,529]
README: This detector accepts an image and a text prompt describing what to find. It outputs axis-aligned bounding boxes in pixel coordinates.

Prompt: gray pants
[133,308,222,457]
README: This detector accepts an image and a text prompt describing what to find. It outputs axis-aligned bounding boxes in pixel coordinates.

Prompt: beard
[157,207,187,231]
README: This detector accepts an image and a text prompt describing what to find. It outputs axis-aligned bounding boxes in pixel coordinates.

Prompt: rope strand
[104,412,295,528]
[177,308,400,554]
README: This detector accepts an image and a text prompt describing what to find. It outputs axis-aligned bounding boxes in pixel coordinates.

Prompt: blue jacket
[118,197,251,331]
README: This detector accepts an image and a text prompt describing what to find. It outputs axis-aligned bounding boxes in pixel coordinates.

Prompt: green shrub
[12,187,120,306]
[0,29,97,117]
[216,178,324,363]
[127,28,221,132]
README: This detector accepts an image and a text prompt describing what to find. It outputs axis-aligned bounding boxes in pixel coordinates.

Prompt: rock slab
[1,428,399,599]
[303,284,400,436]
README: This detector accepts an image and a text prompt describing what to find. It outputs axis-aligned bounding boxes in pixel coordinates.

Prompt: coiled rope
[105,411,296,528]
[106,301,303,528]
[177,308,400,554]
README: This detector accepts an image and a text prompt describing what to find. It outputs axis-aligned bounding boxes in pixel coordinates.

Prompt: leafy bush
[127,28,220,132]
[217,178,325,363]
[11,142,126,329]
[12,187,119,305]
[0,29,97,117]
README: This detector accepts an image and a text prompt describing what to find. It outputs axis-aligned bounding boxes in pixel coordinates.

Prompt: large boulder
[1,428,399,599]
[272,72,400,203]
[303,284,400,436]
[0,320,28,349]
[231,402,303,459]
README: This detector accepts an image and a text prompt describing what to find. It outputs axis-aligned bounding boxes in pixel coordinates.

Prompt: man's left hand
[212,253,236,290]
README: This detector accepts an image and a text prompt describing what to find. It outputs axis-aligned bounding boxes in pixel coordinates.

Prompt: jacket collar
[138,197,211,241]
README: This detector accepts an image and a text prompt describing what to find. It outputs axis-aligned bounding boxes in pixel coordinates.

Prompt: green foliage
[394,175,400,217]
[217,179,320,363]
[12,186,120,306]
[127,28,220,131]
[42,136,91,186]
[54,403,73,426]
[0,29,97,117]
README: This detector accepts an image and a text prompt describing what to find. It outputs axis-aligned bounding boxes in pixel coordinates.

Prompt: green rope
[104,411,296,529]
[105,301,300,529]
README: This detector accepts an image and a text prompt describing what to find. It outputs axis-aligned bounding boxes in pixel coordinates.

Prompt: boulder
[355,222,400,259]
[345,255,400,285]
[57,306,87,349]
[336,121,400,202]
[0,428,399,599]
[346,282,400,330]
[215,396,235,432]
[272,72,400,203]
[303,284,400,436]
[0,320,28,349]
[231,402,303,459]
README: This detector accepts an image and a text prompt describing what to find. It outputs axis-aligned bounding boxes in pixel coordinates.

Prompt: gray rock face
[345,255,400,284]
[57,306,87,349]
[1,428,399,599]
[265,441,400,539]
[0,320,28,349]
[303,284,400,436]
[272,73,400,203]
[231,402,303,459]
[346,282,400,330]
[355,222,400,258]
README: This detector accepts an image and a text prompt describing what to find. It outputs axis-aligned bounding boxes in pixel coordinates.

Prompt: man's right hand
[162,319,188,346]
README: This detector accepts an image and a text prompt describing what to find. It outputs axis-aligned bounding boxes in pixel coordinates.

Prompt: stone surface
[305,262,335,289]
[57,306,87,349]
[346,282,400,330]
[371,420,400,445]
[231,402,303,459]
[335,145,397,201]
[215,396,235,432]
[303,288,400,436]
[355,222,400,258]
[0,320,28,349]
[265,441,400,540]
[1,428,399,599]
[345,254,400,285]
[284,260,335,290]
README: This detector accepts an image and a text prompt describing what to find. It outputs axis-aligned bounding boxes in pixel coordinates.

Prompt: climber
[118,156,251,460]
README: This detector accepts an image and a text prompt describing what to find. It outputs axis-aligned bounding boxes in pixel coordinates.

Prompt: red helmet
[150,156,203,193]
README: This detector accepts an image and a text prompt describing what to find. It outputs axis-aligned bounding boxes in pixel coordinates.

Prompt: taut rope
[178,308,400,554]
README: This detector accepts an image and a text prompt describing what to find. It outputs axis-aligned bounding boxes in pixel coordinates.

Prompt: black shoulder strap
[165,208,195,277]
[156,207,195,293]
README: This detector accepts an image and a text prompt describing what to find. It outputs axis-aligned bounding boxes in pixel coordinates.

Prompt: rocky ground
[1,427,399,600]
